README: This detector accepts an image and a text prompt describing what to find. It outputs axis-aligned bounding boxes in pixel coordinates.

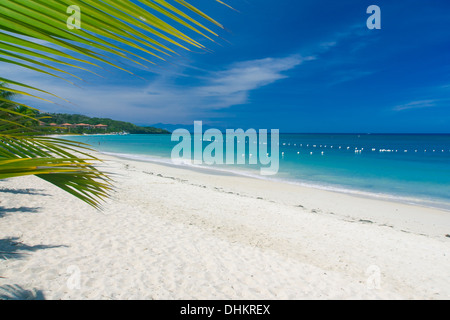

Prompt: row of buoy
[280,145,449,153]
[198,138,449,154]
[281,151,326,156]
[376,149,447,153]
[202,139,449,153]
[238,149,449,158]
[276,149,449,156]
[202,146,448,154]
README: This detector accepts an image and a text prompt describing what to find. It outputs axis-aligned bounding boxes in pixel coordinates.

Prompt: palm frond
[0,0,225,92]
[0,1,229,208]
[0,93,112,209]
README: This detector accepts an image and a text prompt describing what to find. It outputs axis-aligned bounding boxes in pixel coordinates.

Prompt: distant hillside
[39,113,170,134]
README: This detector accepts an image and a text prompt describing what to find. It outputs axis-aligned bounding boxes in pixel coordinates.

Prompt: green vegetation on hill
[39,113,170,134]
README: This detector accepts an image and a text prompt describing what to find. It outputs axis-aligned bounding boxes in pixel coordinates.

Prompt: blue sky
[5,0,450,132]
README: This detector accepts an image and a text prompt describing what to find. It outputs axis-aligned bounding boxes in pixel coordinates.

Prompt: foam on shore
[101,151,450,211]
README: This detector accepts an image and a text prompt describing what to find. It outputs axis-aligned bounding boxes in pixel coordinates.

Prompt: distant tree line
[38,113,170,134]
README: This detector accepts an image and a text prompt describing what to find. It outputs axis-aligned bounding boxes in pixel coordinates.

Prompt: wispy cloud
[2,55,306,124]
[393,100,437,111]
[191,55,306,109]
[307,25,377,87]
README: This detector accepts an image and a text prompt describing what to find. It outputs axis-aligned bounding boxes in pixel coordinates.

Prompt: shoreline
[52,133,450,212]
[100,150,450,212]
[0,152,449,299]
[98,153,450,239]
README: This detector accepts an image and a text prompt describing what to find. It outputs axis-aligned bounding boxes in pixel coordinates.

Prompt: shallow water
[64,133,450,210]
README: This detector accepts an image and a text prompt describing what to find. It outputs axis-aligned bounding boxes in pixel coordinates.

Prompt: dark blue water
[64,133,450,209]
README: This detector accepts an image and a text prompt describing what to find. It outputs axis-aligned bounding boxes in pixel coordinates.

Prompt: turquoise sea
[65,133,450,210]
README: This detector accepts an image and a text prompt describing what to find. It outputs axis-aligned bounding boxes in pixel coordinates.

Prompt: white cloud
[2,55,306,124]
[192,55,305,109]
[393,100,437,111]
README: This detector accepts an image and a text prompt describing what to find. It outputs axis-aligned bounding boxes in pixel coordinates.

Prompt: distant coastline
[37,112,170,135]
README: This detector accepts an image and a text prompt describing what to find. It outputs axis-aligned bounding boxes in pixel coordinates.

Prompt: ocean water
[64,133,450,210]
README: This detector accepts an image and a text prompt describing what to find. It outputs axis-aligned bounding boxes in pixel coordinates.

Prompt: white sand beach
[0,153,449,300]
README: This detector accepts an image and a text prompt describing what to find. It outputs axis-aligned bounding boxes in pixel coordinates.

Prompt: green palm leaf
[0,85,113,209]
[0,0,228,208]
[0,0,225,79]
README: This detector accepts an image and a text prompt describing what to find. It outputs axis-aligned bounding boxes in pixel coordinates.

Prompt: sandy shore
[0,153,449,300]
